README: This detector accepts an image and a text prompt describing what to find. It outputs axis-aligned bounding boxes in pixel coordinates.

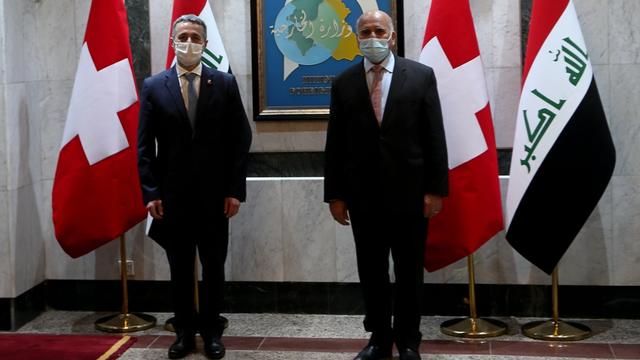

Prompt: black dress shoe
[168,333,195,359]
[398,347,421,360]
[203,337,226,359]
[353,344,392,360]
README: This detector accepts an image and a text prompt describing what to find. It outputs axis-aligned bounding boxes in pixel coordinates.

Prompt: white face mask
[174,41,203,68]
[359,35,392,64]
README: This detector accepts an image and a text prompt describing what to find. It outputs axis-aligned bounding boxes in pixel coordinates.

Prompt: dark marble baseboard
[38,281,640,320]
[5,281,635,331]
[0,282,46,331]
[248,150,513,177]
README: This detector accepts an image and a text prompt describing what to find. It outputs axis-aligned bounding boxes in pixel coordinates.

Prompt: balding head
[355,9,397,61]
[356,10,394,34]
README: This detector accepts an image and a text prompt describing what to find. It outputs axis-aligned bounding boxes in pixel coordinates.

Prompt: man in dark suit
[137,14,251,360]
[324,10,448,360]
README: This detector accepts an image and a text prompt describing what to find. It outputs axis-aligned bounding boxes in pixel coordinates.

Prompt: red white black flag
[506,0,615,274]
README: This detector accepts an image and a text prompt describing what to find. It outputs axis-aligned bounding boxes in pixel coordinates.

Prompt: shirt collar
[364,53,395,74]
[176,62,203,77]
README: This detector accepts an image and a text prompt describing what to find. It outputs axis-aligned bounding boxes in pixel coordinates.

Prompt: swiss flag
[52,0,146,258]
[419,0,503,271]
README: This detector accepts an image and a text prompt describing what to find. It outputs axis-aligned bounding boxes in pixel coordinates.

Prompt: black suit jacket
[324,56,448,214]
[137,65,251,246]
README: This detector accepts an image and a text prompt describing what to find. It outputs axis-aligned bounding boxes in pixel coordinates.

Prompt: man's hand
[147,200,164,219]
[423,194,443,218]
[329,200,350,225]
[224,197,241,218]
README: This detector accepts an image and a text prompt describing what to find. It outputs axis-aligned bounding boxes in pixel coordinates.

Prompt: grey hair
[171,14,207,41]
[356,10,395,33]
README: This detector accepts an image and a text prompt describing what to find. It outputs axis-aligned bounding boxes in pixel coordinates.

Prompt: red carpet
[0,334,136,360]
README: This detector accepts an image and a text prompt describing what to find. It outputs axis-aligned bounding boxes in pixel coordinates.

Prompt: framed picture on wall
[251,0,404,121]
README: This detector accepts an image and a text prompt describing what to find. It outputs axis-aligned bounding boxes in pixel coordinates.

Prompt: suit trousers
[165,207,229,338]
[349,205,427,348]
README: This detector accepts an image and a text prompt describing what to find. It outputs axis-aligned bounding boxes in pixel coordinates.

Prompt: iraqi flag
[419,0,503,271]
[506,0,615,274]
[52,0,146,258]
[166,0,230,72]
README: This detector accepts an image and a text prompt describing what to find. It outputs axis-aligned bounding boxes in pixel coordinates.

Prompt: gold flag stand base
[522,267,591,341]
[94,236,157,333]
[441,317,507,338]
[440,255,508,339]
[522,319,591,341]
[95,313,157,333]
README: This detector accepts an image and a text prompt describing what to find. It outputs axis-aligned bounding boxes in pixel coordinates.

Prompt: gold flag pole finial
[522,266,591,341]
[95,235,157,333]
[440,254,508,338]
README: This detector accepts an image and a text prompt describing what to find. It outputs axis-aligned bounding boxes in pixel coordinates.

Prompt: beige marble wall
[1,0,639,299]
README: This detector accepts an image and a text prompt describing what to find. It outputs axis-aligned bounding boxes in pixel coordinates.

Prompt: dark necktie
[370,65,384,124]
[184,72,198,130]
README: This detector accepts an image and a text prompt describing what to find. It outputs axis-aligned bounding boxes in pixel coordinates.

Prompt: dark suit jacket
[137,65,251,246]
[324,56,448,214]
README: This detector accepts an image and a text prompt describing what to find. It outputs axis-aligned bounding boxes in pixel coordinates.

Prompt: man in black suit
[137,14,251,360]
[324,10,448,360]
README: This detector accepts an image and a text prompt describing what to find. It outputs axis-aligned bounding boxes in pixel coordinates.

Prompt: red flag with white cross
[52,0,146,258]
[419,0,504,271]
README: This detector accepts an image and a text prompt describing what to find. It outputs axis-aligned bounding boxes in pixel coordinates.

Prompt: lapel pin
[207,79,213,86]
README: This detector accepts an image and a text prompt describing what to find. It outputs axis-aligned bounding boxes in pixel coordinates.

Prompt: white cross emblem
[62,43,137,165]
[420,37,489,169]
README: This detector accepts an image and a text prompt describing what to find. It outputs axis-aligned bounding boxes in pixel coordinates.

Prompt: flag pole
[521,266,591,340]
[440,254,507,338]
[95,235,157,332]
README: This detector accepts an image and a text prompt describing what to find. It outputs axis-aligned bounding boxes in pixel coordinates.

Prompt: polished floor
[12,311,640,359]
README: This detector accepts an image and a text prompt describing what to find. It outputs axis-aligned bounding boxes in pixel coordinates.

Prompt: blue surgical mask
[359,35,391,64]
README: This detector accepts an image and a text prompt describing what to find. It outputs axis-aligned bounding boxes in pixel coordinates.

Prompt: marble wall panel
[0,3,5,83]
[609,0,640,64]
[0,190,12,297]
[592,65,611,124]
[490,0,520,68]
[611,176,640,285]
[487,67,520,148]
[0,85,7,190]
[559,184,613,286]
[73,0,91,51]
[401,0,429,63]
[219,0,252,80]
[610,64,640,176]
[575,0,609,66]
[281,179,336,282]
[4,83,39,191]
[470,0,493,67]
[39,80,74,181]
[10,184,46,296]
[335,221,358,283]
[149,0,172,76]
[3,0,26,84]
[45,234,97,280]
[23,0,76,82]
[229,179,284,281]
